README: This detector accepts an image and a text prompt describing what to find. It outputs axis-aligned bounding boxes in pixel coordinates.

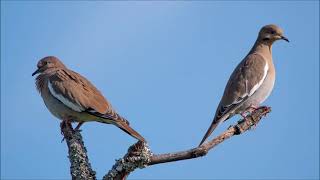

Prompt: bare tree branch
[103,106,271,179]
[60,106,271,180]
[61,122,96,180]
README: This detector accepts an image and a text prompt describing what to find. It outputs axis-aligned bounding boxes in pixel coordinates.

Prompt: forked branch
[102,106,271,180]
[61,107,271,180]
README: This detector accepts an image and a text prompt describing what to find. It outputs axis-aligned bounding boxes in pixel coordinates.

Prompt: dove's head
[258,24,289,44]
[32,56,66,76]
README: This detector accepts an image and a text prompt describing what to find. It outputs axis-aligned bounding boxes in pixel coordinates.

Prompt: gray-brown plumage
[33,56,146,142]
[199,24,289,146]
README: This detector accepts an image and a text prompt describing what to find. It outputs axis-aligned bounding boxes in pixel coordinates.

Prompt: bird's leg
[60,118,72,134]
[247,105,260,130]
[60,118,73,142]
[74,122,84,131]
[248,104,259,113]
[241,107,258,130]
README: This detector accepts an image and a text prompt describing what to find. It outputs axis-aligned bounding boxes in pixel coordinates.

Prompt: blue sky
[1,1,319,179]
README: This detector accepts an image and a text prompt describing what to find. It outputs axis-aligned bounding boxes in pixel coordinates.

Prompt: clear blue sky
[1,1,319,179]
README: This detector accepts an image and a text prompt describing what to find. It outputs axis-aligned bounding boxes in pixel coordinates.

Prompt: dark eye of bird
[271,31,276,34]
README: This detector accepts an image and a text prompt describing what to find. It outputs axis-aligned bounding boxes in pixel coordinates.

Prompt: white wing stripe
[249,62,269,96]
[227,60,268,106]
[48,81,84,112]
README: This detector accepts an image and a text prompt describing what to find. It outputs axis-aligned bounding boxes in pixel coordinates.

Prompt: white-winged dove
[199,24,289,146]
[32,56,146,142]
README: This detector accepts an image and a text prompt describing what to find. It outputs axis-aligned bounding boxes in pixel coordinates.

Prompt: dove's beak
[281,35,289,42]
[32,68,41,76]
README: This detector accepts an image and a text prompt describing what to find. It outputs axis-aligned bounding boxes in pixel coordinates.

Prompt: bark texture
[61,107,271,180]
[102,106,271,179]
[61,122,96,180]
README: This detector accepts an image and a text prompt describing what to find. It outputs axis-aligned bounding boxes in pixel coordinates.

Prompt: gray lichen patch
[66,130,96,180]
[103,142,152,180]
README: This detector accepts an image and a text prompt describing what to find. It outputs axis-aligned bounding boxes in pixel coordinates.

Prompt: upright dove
[32,56,146,142]
[199,24,289,146]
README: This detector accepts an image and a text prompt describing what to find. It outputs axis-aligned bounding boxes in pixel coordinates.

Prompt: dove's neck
[250,41,273,60]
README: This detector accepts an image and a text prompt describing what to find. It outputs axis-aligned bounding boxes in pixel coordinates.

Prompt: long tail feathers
[114,120,146,142]
[199,118,221,146]
[91,111,146,142]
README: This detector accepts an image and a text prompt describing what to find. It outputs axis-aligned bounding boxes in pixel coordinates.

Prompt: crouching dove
[32,56,146,142]
[199,24,289,146]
